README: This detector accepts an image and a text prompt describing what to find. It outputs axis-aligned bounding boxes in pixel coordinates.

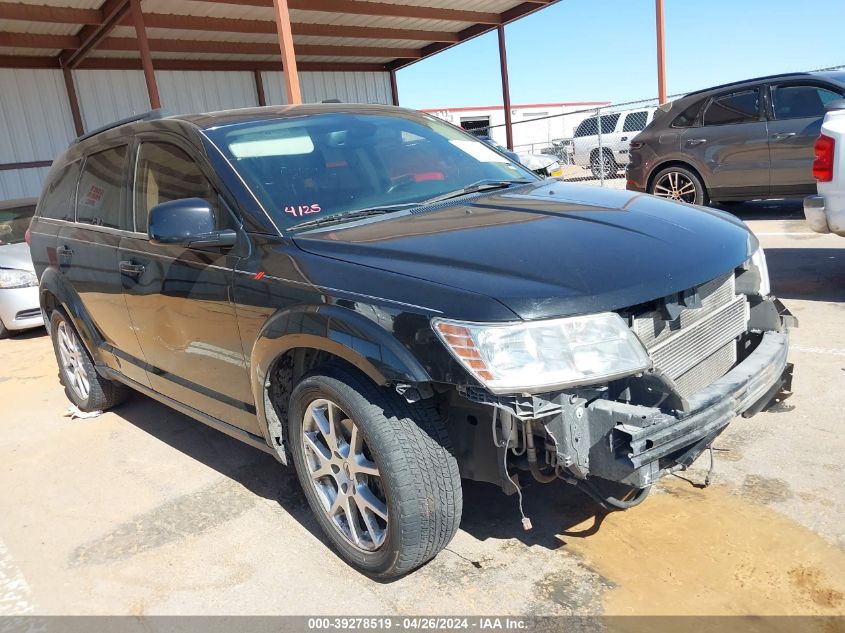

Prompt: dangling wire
[493,408,532,530]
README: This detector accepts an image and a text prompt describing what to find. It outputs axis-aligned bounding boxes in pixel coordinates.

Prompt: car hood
[0,242,35,273]
[293,181,755,320]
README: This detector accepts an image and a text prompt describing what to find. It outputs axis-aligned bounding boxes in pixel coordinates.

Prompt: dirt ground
[0,199,843,619]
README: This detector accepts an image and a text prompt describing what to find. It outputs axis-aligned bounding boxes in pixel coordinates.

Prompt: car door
[683,87,770,199]
[617,110,651,164]
[766,81,845,196]
[56,143,151,387]
[118,136,259,434]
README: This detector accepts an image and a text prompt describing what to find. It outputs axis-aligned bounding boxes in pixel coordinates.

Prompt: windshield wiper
[288,203,418,232]
[419,179,533,206]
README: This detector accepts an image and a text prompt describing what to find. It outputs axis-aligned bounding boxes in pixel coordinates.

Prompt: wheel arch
[250,304,433,463]
[646,160,708,195]
[38,266,105,363]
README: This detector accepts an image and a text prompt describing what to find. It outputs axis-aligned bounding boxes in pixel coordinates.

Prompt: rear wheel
[288,366,462,578]
[50,310,127,412]
[590,150,617,179]
[650,166,708,205]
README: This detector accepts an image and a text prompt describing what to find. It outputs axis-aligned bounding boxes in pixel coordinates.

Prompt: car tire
[590,150,617,180]
[288,365,462,578]
[49,309,128,412]
[649,166,709,206]
[0,319,8,339]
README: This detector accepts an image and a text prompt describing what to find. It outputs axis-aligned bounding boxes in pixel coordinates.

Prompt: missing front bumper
[543,329,792,489]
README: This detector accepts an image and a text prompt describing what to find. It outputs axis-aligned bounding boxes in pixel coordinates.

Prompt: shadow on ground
[112,391,612,570]
[714,198,805,222]
[766,247,845,302]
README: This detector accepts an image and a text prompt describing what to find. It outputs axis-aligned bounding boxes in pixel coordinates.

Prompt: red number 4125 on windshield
[285,204,321,217]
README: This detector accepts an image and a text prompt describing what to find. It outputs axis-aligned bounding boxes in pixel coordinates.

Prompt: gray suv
[626,72,845,205]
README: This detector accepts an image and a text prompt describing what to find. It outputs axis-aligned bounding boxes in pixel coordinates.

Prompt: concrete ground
[0,199,843,617]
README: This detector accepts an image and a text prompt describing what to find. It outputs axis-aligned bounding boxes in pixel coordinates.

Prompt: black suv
[626,71,845,205]
[29,104,794,577]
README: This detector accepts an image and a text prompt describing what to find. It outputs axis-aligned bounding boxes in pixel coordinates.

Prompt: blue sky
[396,0,845,109]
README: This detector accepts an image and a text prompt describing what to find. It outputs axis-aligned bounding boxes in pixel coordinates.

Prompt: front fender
[249,303,432,459]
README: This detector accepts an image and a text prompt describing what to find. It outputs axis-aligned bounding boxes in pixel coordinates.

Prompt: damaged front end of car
[435,250,796,512]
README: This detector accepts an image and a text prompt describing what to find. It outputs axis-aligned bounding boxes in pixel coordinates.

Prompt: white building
[421,101,609,152]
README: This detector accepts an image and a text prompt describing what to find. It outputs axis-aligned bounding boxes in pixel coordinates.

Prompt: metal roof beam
[60,0,132,69]
[0,2,100,24]
[98,37,422,58]
[0,55,387,72]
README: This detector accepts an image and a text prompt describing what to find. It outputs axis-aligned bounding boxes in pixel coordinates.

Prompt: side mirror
[148,198,237,248]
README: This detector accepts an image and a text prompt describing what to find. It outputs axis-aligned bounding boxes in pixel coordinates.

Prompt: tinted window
[671,99,706,128]
[573,113,619,137]
[0,203,36,245]
[134,142,222,233]
[599,113,620,134]
[39,161,81,221]
[574,117,597,137]
[76,146,129,229]
[771,84,843,120]
[703,89,760,126]
[622,111,649,132]
[207,112,535,230]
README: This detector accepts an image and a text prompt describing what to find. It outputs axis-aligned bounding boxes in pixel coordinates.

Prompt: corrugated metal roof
[0,21,80,35]
[0,0,556,72]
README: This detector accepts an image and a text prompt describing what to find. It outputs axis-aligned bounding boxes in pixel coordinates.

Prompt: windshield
[0,205,35,245]
[206,111,537,230]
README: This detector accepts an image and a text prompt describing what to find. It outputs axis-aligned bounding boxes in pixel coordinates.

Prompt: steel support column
[497,24,513,150]
[62,66,84,136]
[254,69,267,106]
[389,69,399,106]
[655,0,667,104]
[130,0,160,109]
[272,0,301,104]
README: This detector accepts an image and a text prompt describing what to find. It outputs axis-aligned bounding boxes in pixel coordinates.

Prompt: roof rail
[72,109,168,145]
[684,72,810,97]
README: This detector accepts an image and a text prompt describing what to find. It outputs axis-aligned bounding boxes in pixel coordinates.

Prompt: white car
[572,107,656,179]
[0,198,42,338]
[804,99,845,236]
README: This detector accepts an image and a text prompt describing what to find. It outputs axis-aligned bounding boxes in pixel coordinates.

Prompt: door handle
[771,132,796,141]
[119,260,145,278]
[685,138,707,147]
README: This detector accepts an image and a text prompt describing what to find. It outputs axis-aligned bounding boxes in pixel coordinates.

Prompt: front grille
[631,272,749,397]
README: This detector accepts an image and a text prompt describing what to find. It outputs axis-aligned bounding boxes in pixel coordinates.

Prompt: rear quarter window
[702,89,760,126]
[671,99,706,128]
[76,146,130,230]
[38,161,81,221]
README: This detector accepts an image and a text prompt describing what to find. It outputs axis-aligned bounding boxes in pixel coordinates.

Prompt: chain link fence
[440,63,845,188]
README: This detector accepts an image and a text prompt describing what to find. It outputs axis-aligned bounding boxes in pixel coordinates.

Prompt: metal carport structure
[0,0,567,197]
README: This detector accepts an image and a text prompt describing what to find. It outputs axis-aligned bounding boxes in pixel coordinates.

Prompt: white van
[572,107,656,179]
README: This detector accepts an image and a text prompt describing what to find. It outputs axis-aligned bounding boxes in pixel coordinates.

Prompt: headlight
[432,313,650,394]
[750,246,770,297]
[0,268,37,289]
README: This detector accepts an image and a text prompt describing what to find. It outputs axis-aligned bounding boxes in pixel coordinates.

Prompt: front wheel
[288,366,462,578]
[650,166,708,206]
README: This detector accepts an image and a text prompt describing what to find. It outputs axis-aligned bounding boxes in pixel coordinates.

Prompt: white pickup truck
[804,99,845,236]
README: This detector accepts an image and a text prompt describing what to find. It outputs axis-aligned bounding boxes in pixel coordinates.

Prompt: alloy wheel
[653,171,697,203]
[56,320,90,401]
[301,398,388,551]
